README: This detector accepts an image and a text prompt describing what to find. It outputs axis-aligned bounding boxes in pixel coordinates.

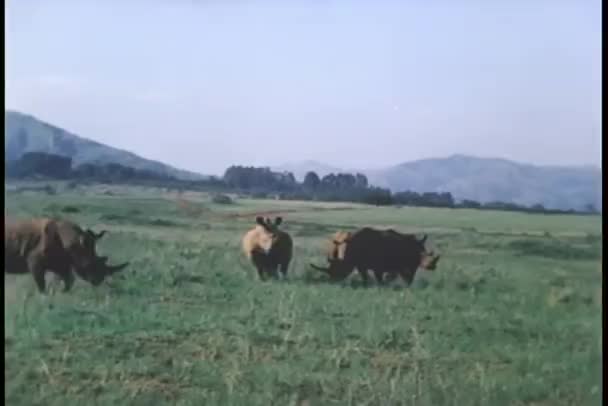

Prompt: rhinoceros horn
[309,256,341,273]
[97,255,129,274]
[105,262,129,274]
[309,263,330,273]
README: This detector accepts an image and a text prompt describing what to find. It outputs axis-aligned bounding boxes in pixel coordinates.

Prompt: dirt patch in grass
[508,238,601,260]
[99,213,180,228]
[223,206,361,220]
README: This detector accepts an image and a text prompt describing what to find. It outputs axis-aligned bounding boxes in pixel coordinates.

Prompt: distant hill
[5,111,206,181]
[6,111,601,211]
[278,155,602,211]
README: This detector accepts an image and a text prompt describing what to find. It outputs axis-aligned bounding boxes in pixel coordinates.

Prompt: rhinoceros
[5,217,129,293]
[311,227,440,286]
[242,216,293,280]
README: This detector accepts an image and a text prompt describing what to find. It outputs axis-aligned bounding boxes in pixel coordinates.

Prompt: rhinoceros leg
[398,268,416,287]
[27,256,47,293]
[357,268,371,285]
[279,261,289,278]
[255,264,267,281]
[56,267,75,292]
[63,272,75,292]
[251,251,268,281]
[266,264,279,279]
[373,270,385,284]
[384,272,399,284]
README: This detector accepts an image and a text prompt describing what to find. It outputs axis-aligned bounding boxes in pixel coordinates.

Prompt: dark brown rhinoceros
[5,217,129,293]
[310,227,440,286]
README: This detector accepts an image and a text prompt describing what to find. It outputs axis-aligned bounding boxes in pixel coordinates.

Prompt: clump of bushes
[212,194,234,205]
[148,218,178,227]
[61,206,81,213]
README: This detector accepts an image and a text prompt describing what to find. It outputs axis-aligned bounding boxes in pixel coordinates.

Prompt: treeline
[5,152,228,189]
[223,166,393,205]
[7,152,169,181]
[6,152,224,187]
[5,152,599,215]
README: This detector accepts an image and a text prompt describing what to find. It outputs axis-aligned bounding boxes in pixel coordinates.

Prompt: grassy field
[4,183,603,405]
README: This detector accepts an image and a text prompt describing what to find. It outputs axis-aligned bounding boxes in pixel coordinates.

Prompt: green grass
[4,183,602,405]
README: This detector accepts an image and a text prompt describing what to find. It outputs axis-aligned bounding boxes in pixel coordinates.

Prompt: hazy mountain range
[275,157,602,211]
[5,110,601,211]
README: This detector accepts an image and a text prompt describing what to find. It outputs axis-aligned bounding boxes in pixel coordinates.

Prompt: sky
[5,0,602,175]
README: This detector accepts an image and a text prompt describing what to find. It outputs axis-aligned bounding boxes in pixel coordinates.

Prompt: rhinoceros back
[345,227,423,270]
[269,230,293,264]
[4,219,53,273]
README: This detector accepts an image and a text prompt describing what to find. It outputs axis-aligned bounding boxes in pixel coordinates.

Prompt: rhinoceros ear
[88,230,107,241]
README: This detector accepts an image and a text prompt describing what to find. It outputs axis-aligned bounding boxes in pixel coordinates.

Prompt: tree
[361,187,393,206]
[320,173,338,190]
[8,152,72,179]
[584,203,598,214]
[223,165,297,191]
[303,171,321,190]
[460,199,480,208]
[336,173,357,189]
[529,203,546,213]
[354,173,368,188]
[393,191,422,206]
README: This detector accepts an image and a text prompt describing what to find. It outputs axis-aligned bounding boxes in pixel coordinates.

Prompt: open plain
[4,182,602,405]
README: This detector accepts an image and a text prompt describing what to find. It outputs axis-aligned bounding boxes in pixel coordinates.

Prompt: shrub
[61,206,80,213]
[212,194,234,204]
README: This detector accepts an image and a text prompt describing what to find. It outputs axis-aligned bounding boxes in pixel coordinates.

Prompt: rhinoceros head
[416,235,440,271]
[71,228,129,285]
[254,216,285,254]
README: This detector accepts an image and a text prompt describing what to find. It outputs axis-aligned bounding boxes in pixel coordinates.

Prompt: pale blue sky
[6,0,602,175]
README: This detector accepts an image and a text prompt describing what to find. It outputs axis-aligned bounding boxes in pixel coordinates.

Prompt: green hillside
[5,111,206,181]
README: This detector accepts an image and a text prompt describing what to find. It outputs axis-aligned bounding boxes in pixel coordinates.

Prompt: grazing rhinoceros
[311,227,440,286]
[5,217,129,293]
